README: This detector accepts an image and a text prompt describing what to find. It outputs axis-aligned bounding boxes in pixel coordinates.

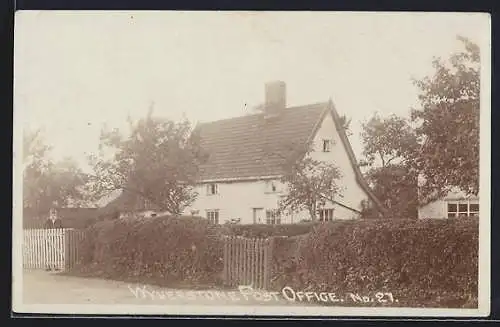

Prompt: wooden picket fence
[223,236,273,290]
[23,228,85,271]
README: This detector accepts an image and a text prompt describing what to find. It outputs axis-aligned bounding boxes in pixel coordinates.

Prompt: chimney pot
[265,81,286,113]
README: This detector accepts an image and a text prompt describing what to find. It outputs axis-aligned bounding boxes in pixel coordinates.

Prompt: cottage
[185,81,384,224]
[96,188,161,219]
[417,188,479,219]
[97,82,384,223]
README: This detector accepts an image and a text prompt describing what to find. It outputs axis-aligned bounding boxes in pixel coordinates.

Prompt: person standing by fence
[44,208,63,271]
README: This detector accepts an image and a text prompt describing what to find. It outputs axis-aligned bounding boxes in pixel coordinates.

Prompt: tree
[411,36,480,204]
[361,113,419,168]
[88,109,207,216]
[23,128,50,214]
[360,113,419,218]
[23,129,91,217]
[23,128,50,170]
[278,146,343,221]
[339,114,353,136]
[364,164,418,218]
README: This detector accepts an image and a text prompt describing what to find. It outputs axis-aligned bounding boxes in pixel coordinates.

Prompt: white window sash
[447,201,479,217]
[318,209,334,222]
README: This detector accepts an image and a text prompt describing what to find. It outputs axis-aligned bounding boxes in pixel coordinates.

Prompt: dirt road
[22,270,293,306]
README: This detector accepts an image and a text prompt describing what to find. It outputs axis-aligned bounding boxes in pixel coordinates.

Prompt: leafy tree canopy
[278,144,344,221]
[411,36,480,203]
[89,109,207,215]
[23,129,91,217]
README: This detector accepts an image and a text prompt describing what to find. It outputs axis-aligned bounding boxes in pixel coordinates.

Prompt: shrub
[270,218,479,308]
[74,215,224,287]
[221,223,316,238]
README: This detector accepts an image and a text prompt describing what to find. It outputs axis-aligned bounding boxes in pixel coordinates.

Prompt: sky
[14,11,489,172]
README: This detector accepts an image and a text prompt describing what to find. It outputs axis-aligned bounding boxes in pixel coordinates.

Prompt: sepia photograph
[12,11,490,317]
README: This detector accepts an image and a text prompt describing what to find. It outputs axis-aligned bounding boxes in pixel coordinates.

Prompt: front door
[252,208,264,224]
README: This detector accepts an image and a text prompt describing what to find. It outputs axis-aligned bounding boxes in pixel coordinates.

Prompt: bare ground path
[22,270,294,306]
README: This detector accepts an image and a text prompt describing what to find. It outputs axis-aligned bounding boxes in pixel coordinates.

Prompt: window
[266,209,281,225]
[322,139,332,152]
[207,183,218,195]
[266,181,278,193]
[318,208,334,222]
[207,210,219,224]
[143,198,153,209]
[447,203,458,218]
[470,204,479,217]
[447,202,479,218]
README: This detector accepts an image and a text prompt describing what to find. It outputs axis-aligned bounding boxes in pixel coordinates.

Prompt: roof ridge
[197,101,329,127]
[327,100,387,216]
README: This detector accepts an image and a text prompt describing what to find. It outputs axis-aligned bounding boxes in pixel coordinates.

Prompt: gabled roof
[196,100,386,214]
[96,188,160,216]
[97,100,385,215]
[196,102,328,181]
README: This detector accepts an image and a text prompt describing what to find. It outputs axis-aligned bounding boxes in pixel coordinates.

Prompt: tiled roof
[97,188,160,216]
[98,100,386,215]
[196,102,328,181]
[196,100,386,214]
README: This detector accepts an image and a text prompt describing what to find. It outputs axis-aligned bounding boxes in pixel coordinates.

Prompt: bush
[270,218,479,308]
[221,222,316,238]
[73,215,224,287]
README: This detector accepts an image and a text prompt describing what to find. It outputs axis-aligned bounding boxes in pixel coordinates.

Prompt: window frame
[265,209,281,225]
[446,201,479,218]
[318,208,334,222]
[206,183,219,196]
[469,203,479,216]
[265,181,279,194]
[322,139,332,152]
[143,197,153,209]
[206,209,220,225]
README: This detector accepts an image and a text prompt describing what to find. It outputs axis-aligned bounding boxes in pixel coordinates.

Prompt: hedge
[72,215,478,308]
[270,218,479,308]
[74,215,224,288]
[221,222,316,238]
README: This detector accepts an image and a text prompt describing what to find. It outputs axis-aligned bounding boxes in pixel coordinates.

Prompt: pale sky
[14,11,489,172]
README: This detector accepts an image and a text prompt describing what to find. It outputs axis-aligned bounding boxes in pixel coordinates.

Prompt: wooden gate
[23,228,85,271]
[223,236,273,290]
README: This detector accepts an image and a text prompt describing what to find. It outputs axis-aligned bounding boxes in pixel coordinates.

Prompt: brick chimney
[264,81,286,114]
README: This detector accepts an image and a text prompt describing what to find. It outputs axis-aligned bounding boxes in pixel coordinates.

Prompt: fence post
[266,237,274,290]
[237,237,242,285]
[223,236,228,286]
[258,238,262,289]
[230,236,236,286]
[243,238,248,285]
[248,238,255,287]
[239,237,243,285]
[263,237,273,290]
[65,229,72,271]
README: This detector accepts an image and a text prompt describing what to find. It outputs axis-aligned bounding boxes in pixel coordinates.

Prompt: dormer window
[207,183,219,195]
[322,139,332,152]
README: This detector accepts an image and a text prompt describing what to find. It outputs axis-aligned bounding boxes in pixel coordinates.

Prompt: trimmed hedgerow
[270,218,479,308]
[72,214,478,307]
[73,215,224,288]
[221,222,316,238]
